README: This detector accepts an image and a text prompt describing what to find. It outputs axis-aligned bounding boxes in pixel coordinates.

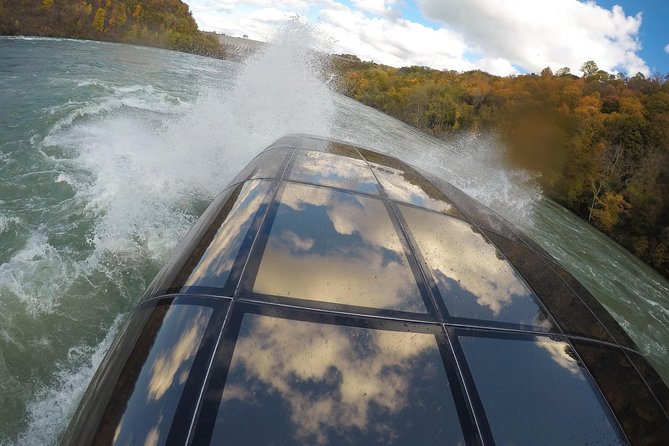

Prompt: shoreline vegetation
[2,2,668,280]
[0,0,225,57]
[332,56,669,280]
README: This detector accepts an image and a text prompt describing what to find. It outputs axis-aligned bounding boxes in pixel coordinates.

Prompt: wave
[3,21,550,445]
[0,232,74,314]
[1,36,109,45]
[14,314,125,446]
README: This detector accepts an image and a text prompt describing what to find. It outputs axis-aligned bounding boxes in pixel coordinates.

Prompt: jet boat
[62,134,669,445]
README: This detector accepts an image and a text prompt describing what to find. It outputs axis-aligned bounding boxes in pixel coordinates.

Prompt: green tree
[556,67,571,76]
[580,60,599,78]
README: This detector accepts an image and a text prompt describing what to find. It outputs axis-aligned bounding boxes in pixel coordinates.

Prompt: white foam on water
[415,132,541,225]
[10,20,336,444]
[0,232,74,314]
[42,19,334,265]
[5,19,335,322]
[331,99,542,226]
[54,173,75,187]
[0,215,22,234]
[13,314,125,446]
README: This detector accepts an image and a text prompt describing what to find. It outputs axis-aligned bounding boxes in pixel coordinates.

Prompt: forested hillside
[0,0,223,56]
[334,57,669,278]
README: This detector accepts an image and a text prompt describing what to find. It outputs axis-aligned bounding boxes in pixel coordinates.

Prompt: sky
[185,0,669,77]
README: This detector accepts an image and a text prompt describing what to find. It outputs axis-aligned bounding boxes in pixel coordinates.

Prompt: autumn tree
[0,0,224,57]
[333,57,669,278]
[92,7,106,32]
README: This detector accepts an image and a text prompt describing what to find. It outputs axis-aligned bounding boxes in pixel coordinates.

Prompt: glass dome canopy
[62,134,669,446]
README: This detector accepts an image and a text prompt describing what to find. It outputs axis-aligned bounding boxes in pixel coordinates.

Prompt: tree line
[333,56,669,279]
[0,0,224,56]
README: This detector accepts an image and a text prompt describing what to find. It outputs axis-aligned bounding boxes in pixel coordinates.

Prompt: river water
[1,34,668,445]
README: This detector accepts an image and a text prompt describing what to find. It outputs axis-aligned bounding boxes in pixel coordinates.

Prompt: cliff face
[0,0,224,56]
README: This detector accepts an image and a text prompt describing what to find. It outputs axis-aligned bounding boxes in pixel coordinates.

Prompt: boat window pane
[228,148,292,185]
[210,314,465,445]
[573,341,669,444]
[459,335,626,446]
[253,183,426,313]
[370,162,463,217]
[270,135,363,158]
[482,230,612,340]
[142,186,236,299]
[101,303,214,446]
[177,180,271,291]
[288,150,380,194]
[400,205,552,328]
[422,172,528,244]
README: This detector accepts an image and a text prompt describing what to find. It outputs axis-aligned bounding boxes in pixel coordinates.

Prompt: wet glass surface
[370,162,464,217]
[288,150,380,195]
[421,171,529,244]
[627,351,669,413]
[103,303,214,446]
[400,205,552,328]
[253,182,426,313]
[552,263,638,349]
[175,180,271,292]
[210,313,465,445]
[482,230,613,341]
[228,148,292,185]
[266,135,304,150]
[269,135,363,158]
[459,334,626,446]
[573,341,669,444]
[357,147,417,173]
[142,186,236,299]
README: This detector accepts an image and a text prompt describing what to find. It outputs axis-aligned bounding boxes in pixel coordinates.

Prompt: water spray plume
[3,32,548,445]
[7,24,337,445]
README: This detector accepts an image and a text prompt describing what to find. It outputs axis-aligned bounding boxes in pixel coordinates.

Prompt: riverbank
[331,56,669,280]
[0,0,225,58]
[2,2,666,281]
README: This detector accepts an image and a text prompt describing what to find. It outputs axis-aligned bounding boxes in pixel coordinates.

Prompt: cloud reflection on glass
[110,304,212,446]
[370,162,462,216]
[211,314,465,445]
[459,335,625,445]
[288,150,381,194]
[400,204,551,327]
[253,183,426,312]
[182,180,270,289]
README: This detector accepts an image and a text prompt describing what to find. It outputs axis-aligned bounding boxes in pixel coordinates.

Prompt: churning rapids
[1,28,668,445]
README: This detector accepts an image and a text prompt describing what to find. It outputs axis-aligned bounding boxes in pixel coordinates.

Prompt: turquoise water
[1,36,668,444]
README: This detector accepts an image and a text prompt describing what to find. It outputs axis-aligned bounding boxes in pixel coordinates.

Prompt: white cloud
[665,43,669,54]
[186,0,649,76]
[477,57,519,76]
[317,8,476,71]
[417,0,649,75]
[189,0,480,71]
[351,0,399,18]
[188,0,339,39]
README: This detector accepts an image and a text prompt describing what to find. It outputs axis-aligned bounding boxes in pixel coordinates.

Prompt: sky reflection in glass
[288,150,380,195]
[109,304,212,446]
[253,183,425,312]
[459,335,625,446]
[182,180,270,290]
[370,162,462,216]
[211,313,465,445]
[400,205,552,328]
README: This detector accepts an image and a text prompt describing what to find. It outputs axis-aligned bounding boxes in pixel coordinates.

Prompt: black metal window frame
[142,145,630,445]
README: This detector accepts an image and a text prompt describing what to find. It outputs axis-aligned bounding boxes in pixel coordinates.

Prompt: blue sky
[187,0,668,77]
[596,0,669,75]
